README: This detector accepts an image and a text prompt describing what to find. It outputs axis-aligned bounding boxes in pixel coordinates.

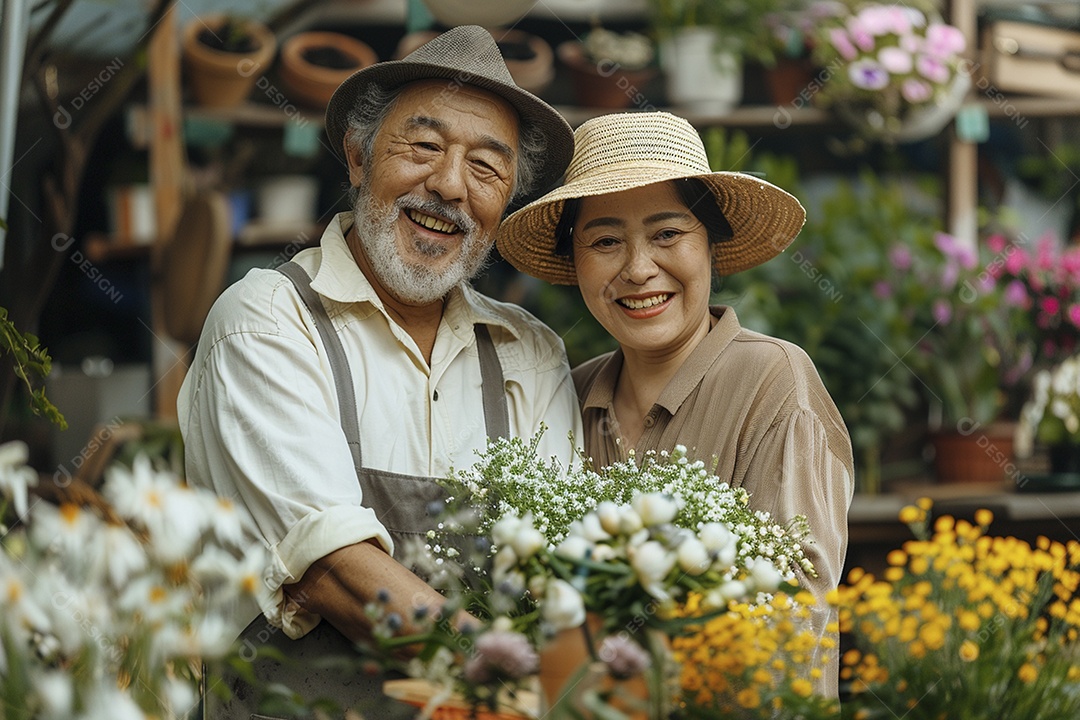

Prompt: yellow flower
[899,505,923,524]
[736,688,760,708]
[1018,663,1038,683]
[959,640,979,662]
[975,508,993,527]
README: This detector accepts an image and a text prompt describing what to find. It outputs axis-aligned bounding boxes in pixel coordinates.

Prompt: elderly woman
[497,111,854,694]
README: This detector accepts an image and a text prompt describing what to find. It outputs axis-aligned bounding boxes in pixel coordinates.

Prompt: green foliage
[646,0,800,64]
[0,307,67,430]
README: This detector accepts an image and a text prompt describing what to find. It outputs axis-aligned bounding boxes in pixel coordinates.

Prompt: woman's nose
[620,245,660,284]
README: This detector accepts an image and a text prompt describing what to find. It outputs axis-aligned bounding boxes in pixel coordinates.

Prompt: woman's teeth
[618,294,670,310]
[407,209,458,234]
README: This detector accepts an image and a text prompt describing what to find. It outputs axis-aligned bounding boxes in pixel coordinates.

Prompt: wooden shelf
[185,102,324,128]
[555,103,832,129]
[978,95,1080,119]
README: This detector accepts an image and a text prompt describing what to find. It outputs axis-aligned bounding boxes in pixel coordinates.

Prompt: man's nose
[424,150,467,203]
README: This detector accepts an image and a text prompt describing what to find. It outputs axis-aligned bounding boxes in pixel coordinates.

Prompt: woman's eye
[656,229,682,242]
[592,237,620,249]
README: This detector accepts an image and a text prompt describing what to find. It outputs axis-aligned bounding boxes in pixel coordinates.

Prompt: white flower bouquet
[369,434,819,718]
[0,442,267,719]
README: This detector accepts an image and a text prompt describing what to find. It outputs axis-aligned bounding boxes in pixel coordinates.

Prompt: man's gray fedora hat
[324,25,574,200]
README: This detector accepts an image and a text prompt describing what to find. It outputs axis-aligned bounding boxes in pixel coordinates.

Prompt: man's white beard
[352,182,492,306]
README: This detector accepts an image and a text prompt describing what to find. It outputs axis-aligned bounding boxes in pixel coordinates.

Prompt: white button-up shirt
[178,213,583,637]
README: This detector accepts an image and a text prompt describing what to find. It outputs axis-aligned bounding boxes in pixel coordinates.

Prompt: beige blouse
[573,305,854,695]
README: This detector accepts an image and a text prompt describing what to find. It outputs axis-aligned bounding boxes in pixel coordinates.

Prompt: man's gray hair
[344,82,548,206]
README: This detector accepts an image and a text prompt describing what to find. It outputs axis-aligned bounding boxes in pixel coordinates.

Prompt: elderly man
[177,26,582,717]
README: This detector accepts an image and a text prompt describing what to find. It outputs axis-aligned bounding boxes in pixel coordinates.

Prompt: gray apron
[206,262,510,719]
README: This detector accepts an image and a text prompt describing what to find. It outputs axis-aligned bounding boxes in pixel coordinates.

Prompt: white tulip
[631,493,679,527]
[492,514,523,547]
[543,579,586,631]
[555,535,590,561]
[719,580,749,602]
[580,513,611,542]
[511,525,546,560]
[493,546,518,578]
[748,557,782,592]
[699,522,732,552]
[630,541,676,588]
[619,506,644,535]
[596,501,622,535]
[676,537,710,575]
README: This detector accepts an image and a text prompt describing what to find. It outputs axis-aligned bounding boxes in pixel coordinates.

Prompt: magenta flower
[902,78,932,103]
[889,245,913,270]
[986,233,1007,255]
[924,23,966,57]
[1042,297,1062,317]
[845,17,876,51]
[1069,304,1080,328]
[1004,247,1028,275]
[829,28,858,60]
[878,47,913,74]
[849,59,890,90]
[934,232,977,269]
[932,299,953,325]
[916,54,950,83]
[1036,236,1057,270]
[1004,280,1029,307]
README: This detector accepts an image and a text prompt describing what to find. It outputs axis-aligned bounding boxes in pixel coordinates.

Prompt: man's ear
[344,135,365,188]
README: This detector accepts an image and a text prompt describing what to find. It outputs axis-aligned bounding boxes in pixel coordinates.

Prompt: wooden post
[147,4,189,420]
[947,0,978,250]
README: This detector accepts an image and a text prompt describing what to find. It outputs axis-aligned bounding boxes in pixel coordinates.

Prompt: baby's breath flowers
[838,500,1080,719]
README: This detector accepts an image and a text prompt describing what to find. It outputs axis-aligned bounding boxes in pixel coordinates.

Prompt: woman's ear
[344,135,365,188]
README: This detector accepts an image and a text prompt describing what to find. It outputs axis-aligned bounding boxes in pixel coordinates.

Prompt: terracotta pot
[931,421,1016,484]
[182,15,277,108]
[557,41,657,109]
[538,614,664,719]
[280,31,377,110]
[765,57,816,106]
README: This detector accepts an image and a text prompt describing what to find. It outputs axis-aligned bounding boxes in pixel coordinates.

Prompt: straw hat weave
[324,25,573,201]
[496,112,807,285]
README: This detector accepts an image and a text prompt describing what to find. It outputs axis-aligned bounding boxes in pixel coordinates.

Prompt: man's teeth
[619,294,670,310]
[407,209,458,234]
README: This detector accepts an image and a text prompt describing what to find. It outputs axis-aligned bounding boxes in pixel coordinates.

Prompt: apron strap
[276,261,511,458]
[475,324,510,440]
[276,262,364,471]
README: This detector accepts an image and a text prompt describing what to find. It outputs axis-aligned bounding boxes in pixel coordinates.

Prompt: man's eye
[414,142,439,152]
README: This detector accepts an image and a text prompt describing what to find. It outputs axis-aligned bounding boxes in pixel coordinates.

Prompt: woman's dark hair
[553,178,733,260]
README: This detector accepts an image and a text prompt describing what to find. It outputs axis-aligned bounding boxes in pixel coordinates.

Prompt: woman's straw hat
[496,112,806,285]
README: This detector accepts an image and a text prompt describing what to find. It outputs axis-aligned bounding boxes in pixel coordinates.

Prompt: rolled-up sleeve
[179,279,392,639]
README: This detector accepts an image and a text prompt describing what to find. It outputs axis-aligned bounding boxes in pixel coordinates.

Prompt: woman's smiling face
[573,182,714,357]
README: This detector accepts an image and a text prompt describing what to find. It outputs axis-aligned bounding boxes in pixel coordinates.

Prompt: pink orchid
[879,47,913,74]
[924,23,966,58]
[916,54,950,83]
[829,28,858,61]
[1004,280,1029,308]
[985,234,1007,254]
[889,245,913,270]
[901,78,933,103]
[1042,296,1062,317]
[1069,304,1080,328]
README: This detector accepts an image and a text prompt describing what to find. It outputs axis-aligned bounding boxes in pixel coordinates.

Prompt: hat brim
[324,60,573,201]
[496,170,807,285]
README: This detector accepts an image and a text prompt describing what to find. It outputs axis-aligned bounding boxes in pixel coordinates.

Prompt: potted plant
[808,0,970,142]
[646,0,797,113]
[182,14,277,108]
[557,27,657,109]
[279,31,378,111]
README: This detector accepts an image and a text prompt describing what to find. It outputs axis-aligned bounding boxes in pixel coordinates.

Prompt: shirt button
[643,415,655,428]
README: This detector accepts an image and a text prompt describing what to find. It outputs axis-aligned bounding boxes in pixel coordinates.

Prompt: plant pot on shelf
[765,56,816,106]
[182,15,277,108]
[659,27,743,115]
[930,421,1017,485]
[279,32,377,111]
[557,41,657,109]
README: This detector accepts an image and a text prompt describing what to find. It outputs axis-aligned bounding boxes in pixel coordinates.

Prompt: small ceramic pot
[557,40,657,109]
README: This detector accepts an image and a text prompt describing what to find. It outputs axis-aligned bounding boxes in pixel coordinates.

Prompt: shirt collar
[580,306,742,414]
[310,212,520,340]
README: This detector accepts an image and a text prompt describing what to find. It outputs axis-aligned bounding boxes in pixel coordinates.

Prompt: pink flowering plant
[809,0,967,140]
[899,231,1019,426]
[986,232,1080,371]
